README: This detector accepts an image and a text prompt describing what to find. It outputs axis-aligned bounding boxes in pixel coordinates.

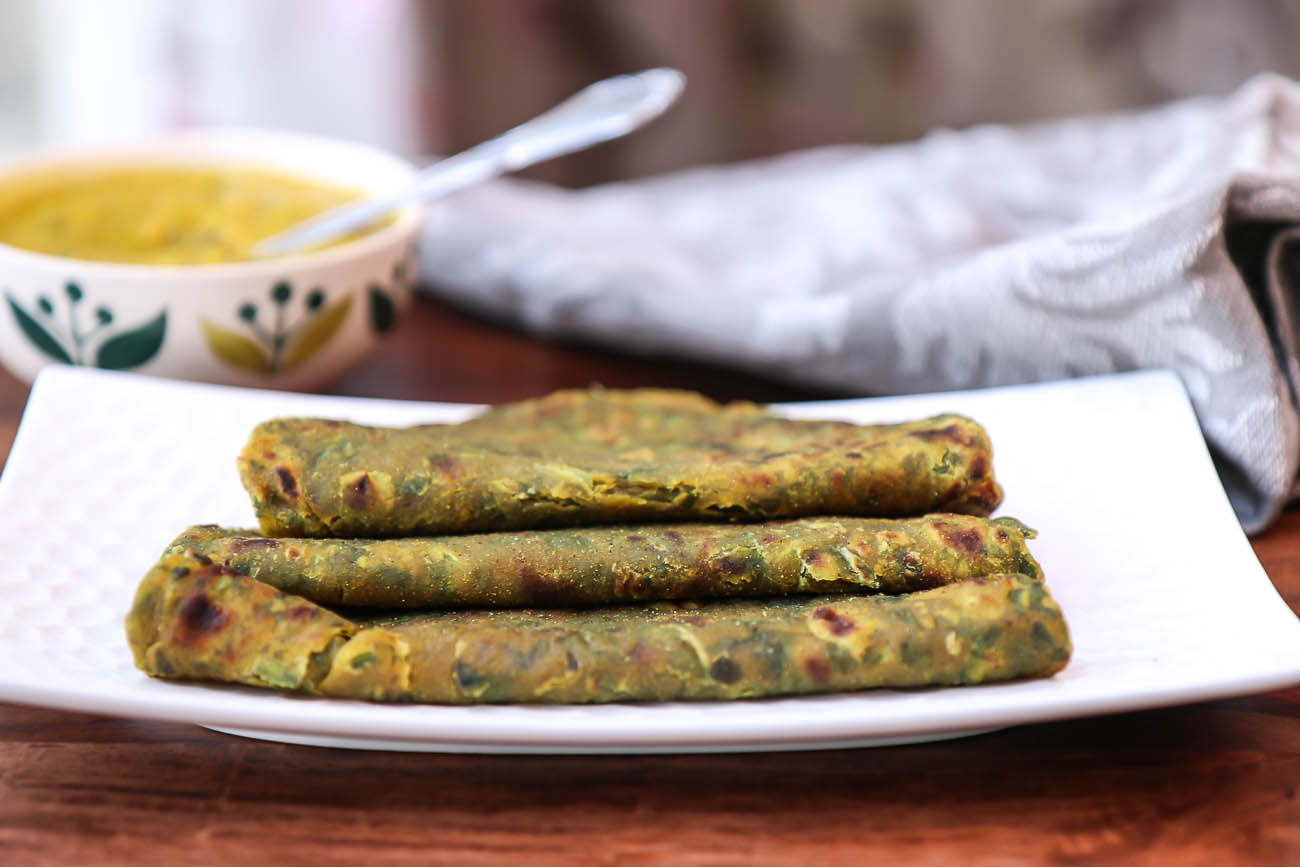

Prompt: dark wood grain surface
[1,294,1297,866]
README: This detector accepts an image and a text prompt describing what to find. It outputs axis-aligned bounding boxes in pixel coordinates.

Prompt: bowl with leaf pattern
[0,128,421,391]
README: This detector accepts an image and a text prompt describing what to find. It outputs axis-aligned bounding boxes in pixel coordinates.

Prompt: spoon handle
[253,68,686,258]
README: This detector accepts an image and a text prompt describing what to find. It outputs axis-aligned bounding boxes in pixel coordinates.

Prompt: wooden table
[1,295,1297,865]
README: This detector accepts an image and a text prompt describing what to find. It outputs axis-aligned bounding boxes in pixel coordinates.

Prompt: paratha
[240,389,1003,538]
[126,552,1070,704]
[169,514,1040,608]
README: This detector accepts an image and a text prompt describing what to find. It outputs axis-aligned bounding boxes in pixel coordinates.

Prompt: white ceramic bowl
[0,128,421,391]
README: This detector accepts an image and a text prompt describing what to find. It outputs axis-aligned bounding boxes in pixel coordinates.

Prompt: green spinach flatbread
[239,389,1003,538]
[126,552,1070,704]
[169,514,1040,608]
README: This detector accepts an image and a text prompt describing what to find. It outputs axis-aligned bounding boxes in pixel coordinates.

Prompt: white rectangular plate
[1,367,1298,753]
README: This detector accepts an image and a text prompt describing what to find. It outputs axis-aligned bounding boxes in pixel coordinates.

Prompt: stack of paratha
[125,389,1070,703]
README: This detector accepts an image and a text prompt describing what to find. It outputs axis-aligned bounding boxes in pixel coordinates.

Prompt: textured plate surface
[0,367,1298,754]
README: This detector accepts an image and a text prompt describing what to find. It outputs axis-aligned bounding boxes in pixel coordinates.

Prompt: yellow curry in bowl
[0,166,370,265]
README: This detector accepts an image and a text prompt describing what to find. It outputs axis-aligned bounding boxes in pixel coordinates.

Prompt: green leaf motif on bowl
[284,295,351,369]
[5,287,165,370]
[203,281,352,376]
[199,319,272,375]
[96,310,167,370]
[6,294,73,364]
[369,285,396,334]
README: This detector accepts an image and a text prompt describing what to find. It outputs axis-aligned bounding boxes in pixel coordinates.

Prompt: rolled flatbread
[239,388,1003,538]
[126,552,1070,704]
[169,514,1040,608]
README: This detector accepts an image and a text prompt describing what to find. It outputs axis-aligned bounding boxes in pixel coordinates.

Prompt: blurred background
[2,0,1299,185]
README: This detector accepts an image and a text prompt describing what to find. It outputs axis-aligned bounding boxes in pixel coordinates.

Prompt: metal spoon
[252,67,686,258]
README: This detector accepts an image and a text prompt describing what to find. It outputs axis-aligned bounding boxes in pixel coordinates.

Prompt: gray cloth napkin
[418,73,1300,534]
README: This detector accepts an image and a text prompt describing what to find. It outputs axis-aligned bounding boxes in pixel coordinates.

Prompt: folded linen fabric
[418,74,1300,533]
